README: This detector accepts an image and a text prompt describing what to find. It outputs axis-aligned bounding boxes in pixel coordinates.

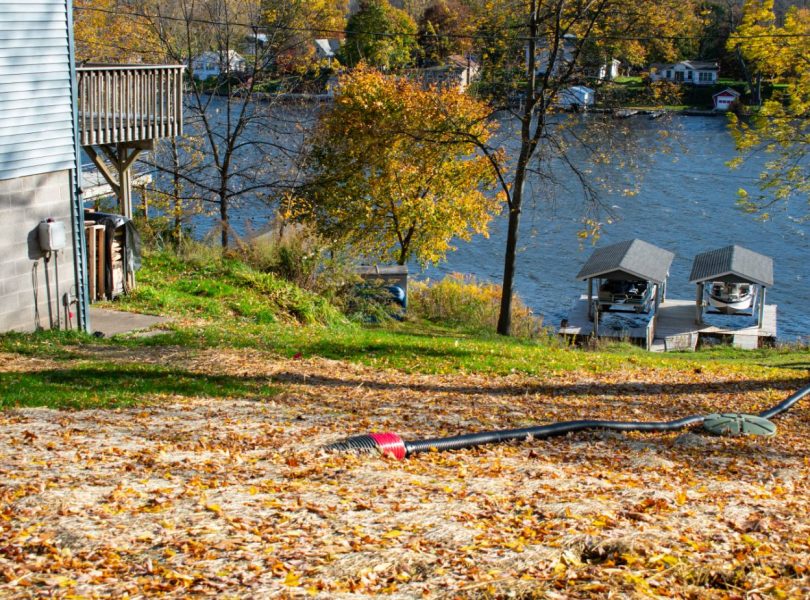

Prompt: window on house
[666,70,672,78]
[687,70,693,80]
[699,72,713,82]
[675,71,684,82]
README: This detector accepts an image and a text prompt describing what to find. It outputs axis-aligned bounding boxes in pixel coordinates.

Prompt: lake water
[183,108,809,340]
[416,115,810,340]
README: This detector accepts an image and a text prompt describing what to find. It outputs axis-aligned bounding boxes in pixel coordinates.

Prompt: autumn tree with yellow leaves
[73,0,158,62]
[262,0,348,74]
[293,66,502,266]
[727,0,810,217]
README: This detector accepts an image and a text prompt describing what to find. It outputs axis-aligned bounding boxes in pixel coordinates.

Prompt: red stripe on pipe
[370,432,406,460]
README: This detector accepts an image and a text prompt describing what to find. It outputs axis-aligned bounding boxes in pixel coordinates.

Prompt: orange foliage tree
[292,66,503,266]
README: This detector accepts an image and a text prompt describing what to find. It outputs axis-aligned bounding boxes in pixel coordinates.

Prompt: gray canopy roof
[576,239,675,284]
[688,245,773,287]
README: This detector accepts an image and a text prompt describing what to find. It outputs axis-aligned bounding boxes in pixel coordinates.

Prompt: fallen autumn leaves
[1,349,809,598]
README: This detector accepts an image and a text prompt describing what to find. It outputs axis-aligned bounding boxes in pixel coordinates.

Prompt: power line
[74,5,810,43]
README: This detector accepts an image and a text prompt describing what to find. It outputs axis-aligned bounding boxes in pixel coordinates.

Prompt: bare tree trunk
[171,139,183,246]
[497,188,521,335]
[220,192,229,249]
[497,0,537,336]
[735,46,761,106]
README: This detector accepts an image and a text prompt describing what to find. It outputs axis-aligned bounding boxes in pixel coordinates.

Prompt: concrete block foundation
[0,170,77,332]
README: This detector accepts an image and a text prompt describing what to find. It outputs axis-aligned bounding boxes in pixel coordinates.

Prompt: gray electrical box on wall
[38,219,67,252]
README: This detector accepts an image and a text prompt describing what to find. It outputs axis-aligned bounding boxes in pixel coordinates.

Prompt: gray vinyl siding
[0,0,76,181]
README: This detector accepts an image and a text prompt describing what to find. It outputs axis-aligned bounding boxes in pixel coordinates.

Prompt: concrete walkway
[88,307,169,337]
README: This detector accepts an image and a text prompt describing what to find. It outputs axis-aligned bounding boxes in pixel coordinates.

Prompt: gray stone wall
[0,170,77,332]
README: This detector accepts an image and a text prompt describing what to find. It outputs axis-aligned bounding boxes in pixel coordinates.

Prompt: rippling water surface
[417,115,809,340]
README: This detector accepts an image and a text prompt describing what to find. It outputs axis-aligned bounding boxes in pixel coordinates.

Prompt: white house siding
[650,62,718,86]
[0,1,76,180]
[190,51,247,81]
[0,0,78,331]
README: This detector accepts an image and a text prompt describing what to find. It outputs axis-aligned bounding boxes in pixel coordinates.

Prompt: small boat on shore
[708,281,754,312]
[613,109,639,119]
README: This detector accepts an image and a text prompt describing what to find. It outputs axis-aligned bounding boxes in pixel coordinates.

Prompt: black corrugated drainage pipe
[324,382,810,460]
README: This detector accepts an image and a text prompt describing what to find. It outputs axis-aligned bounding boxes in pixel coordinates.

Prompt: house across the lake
[190,50,246,81]
[404,55,480,93]
[649,60,719,85]
[314,39,341,61]
[585,58,621,81]
[528,34,620,82]
[713,87,741,111]
[557,85,595,110]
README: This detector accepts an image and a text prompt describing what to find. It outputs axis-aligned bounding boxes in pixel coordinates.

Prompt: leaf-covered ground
[1,348,809,598]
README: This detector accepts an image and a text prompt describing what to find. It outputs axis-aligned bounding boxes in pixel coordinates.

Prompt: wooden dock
[650,299,776,351]
[558,296,777,351]
[559,296,655,346]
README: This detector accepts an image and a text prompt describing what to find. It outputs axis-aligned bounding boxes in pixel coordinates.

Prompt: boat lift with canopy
[576,239,675,322]
[689,245,773,328]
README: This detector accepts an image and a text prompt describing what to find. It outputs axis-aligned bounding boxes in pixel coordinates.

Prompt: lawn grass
[1,249,807,410]
[0,359,278,410]
[111,251,345,327]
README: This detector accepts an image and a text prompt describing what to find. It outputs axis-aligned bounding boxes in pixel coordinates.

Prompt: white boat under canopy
[689,244,773,325]
[708,281,755,313]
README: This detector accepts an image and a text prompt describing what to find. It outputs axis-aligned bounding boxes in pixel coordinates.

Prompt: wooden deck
[558,296,777,351]
[650,299,777,351]
[77,65,184,146]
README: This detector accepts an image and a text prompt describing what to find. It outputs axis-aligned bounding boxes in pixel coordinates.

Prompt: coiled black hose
[325,382,810,460]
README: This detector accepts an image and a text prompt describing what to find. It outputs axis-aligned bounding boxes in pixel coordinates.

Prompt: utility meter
[38,219,67,252]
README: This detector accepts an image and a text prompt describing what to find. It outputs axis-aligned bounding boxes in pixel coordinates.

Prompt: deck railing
[77,65,185,146]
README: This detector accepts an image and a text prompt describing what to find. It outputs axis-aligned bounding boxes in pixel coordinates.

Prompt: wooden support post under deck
[84,141,153,219]
[695,283,704,324]
[757,286,766,328]
[118,145,133,220]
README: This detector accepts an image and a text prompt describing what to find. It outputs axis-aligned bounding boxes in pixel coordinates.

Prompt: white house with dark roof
[190,50,246,81]
[649,60,719,85]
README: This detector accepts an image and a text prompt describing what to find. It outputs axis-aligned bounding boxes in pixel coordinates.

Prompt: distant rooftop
[576,239,675,284]
[650,60,719,71]
[315,39,341,58]
[683,60,719,71]
[689,245,773,287]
